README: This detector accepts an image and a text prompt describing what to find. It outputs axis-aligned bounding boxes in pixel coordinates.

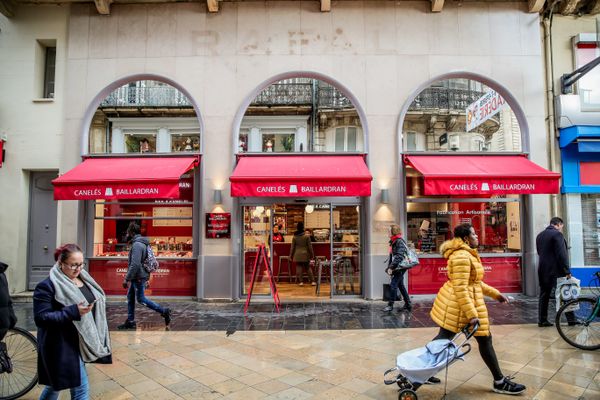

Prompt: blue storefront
[560,124,600,286]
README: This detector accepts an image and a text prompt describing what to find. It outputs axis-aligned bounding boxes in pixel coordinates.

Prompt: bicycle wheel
[0,327,38,400]
[555,297,600,351]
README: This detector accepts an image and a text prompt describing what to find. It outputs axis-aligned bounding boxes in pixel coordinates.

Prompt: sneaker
[162,308,172,326]
[299,282,304,286]
[493,376,526,395]
[402,304,413,312]
[538,321,553,327]
[382,305,393,312]
[425,376,441,384]
[117,320,136,330]
[311,282,317,286]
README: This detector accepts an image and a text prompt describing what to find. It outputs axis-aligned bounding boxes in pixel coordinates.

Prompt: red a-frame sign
[244,244,281,314]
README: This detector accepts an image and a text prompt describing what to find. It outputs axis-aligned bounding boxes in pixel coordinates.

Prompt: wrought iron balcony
[250,82,354,109]
[100,85,192,107]
[409,87,487,112]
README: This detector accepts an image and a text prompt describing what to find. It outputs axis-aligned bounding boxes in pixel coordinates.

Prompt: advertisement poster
[466,89,507,132]
[206,213,231,239]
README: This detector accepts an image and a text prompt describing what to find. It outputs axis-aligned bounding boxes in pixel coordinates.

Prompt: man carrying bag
[383,225,418,312]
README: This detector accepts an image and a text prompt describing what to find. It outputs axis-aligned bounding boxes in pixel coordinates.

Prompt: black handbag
[382,283,397,302]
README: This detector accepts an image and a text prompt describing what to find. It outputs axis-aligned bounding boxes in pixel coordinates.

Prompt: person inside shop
[290,222,316,286]
[429,223,526,395]
[305,228,316,242]
[270,224,284,243]
[0,261,17,373]
[34,244,112,400]
[117,222,172,330]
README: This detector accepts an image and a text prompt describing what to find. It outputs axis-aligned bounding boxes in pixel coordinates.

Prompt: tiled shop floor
[18,325,600,400]
[13,295,548,332]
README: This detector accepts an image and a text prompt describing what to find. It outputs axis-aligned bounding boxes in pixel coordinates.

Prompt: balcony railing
[409,87,487,112]
[250,83,354,109]
[100,86,192,107]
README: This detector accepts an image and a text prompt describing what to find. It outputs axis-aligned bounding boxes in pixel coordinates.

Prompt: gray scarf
[49,264,111,362]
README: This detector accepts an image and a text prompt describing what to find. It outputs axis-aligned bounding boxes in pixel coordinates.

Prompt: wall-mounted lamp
[213,189,223,204]
[380,188,390,204]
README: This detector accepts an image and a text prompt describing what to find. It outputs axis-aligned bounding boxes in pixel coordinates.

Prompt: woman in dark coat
[34,244,111,400]
[0,261,17,341]
[290,222,315,286]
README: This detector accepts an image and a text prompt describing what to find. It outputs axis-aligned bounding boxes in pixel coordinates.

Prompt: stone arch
[80,73,204,155]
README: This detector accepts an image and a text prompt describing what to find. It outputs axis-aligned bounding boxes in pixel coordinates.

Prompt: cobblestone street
[12,299,600,399]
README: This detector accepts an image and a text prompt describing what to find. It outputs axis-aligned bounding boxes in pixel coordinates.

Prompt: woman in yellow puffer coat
[429,223,526,396]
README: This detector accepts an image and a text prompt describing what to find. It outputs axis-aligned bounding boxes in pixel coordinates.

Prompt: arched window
[238,77,364,153]
[402,78,522,153]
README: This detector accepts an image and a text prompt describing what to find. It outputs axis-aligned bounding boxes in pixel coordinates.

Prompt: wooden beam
[320,0,330,12]
[94,0,112,14]
[431,0,444,13]
[0,0,16,18]
[207,0,218,13]
[558,0,584,14]
[527,0,545,13]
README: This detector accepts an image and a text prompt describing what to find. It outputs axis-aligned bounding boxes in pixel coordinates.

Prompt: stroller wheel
[398,389,418,400]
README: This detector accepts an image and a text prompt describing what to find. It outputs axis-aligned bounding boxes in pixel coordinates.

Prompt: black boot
[162,308,172,326]
[117,320,136,330]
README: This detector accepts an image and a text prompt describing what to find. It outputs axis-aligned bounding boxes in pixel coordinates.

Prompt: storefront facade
[550,17,600,288]
[1,1,554,298]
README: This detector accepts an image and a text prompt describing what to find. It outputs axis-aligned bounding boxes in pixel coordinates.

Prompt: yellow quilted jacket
[430,238,502,336]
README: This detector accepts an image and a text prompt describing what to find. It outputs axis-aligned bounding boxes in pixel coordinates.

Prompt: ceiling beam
[94,0,112,14]
[431,0,444,13]
[527,0,544,13]
[0,0,16,18]
[320,0,330,12]
[207,0,218,12]
[558,0,585,14]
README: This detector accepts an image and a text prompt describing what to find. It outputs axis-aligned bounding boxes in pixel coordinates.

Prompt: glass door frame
[239,197,364,299]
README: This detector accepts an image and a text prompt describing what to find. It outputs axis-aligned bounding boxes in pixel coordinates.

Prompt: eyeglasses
[62,262,86,271]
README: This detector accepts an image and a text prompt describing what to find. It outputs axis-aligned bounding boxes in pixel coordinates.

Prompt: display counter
[89,258,197,296]
[408,256,522,294]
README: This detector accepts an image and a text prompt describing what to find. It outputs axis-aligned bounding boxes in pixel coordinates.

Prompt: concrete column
[111,127,125,153]
[248,127,261,152]
[565,193,584,267]
[156,127,170,153]
[295,126,308,152]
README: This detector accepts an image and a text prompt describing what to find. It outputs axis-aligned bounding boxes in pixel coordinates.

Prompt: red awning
[230,155,372,197]
[52,157,199,200]
[405,155,560,195]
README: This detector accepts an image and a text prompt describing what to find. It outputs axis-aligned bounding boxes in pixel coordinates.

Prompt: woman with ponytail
[33,244,112,400]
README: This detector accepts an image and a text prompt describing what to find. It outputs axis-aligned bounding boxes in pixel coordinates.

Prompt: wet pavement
[14,295,546,332]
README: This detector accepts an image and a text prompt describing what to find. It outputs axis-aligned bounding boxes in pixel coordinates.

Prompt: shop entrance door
[27,171,58,290]
[241,202,363,299]
[331,205,362,296]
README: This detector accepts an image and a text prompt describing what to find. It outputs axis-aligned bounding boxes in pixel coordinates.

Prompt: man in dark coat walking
[536,217,571,327]
[0,262,17,341]
[117,222,171,330]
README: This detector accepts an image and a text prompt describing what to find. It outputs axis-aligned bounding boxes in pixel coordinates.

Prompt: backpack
[143,245,159,273]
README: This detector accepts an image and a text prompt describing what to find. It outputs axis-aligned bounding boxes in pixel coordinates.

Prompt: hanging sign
[466,89,507,132]
[205,213,231,239]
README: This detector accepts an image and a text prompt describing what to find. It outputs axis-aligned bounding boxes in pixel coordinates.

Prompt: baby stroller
[383,323,479,400]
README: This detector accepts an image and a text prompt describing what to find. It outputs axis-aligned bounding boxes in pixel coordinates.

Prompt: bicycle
[555,271,600,351]
[0,327,38,400]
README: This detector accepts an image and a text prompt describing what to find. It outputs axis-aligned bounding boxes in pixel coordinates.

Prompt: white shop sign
[466,89,507,132]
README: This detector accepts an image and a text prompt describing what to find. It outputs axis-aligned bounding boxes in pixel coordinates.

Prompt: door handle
[43,245,48,251]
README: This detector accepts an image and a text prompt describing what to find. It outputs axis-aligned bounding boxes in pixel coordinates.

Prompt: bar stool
[277,256,293,283]
[334,257,355,294]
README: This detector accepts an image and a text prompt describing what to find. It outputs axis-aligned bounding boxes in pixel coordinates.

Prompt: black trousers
[539,282,575,324]
[538,282,554,324]
[0,329,6,342]
[433,327,503,381]
[388,269,410,307]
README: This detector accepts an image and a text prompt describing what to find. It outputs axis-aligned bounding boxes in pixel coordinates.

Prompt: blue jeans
[127,279,165,322]
[39,358,88,400]
[388,269,410,306]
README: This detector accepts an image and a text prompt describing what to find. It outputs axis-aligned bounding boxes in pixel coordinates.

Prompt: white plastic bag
[555,276,581,312]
